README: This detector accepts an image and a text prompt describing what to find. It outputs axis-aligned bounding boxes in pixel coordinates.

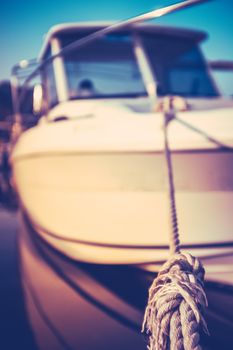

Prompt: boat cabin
[11,23,219,129]
[40,24,218,103]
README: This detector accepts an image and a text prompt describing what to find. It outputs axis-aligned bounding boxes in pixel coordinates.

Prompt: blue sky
[1,0,233,93]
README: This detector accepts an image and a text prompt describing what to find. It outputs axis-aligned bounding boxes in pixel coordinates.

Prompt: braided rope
[142,97,208,349]
[142,253,208,350]
[163,108,180,255]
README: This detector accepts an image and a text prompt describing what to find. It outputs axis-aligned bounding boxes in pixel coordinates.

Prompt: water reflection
[19,212,146,350]
[0,209,36,349]
[15,211,233,350]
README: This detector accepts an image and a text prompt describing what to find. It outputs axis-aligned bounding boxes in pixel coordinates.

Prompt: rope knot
[142,253,208,350]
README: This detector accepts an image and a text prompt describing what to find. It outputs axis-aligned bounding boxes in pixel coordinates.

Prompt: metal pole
[17,0,210,95]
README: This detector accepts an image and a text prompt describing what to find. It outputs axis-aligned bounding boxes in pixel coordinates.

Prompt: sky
[1,0,233,93]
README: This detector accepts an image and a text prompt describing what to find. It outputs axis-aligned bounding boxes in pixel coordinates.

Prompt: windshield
[143,34,219,97]
[58,30,219,101]
[60,33,147,99]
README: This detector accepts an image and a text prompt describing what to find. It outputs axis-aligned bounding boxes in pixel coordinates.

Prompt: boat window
[42,47,58,107]
[143,34,219,97]
[59,33,147,99]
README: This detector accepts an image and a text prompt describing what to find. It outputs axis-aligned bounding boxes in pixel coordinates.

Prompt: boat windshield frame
[10,24,220,131]
[49,32,155,106]
[45,29,219,106]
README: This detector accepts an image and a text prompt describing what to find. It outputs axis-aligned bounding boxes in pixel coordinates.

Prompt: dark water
[0,209,36,349]
[0,207,233,350]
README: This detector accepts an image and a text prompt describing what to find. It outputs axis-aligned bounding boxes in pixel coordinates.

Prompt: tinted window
[143,34,219,97]
[60,33,147,99]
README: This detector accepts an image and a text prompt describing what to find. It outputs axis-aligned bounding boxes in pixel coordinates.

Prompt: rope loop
[142,253,208,350]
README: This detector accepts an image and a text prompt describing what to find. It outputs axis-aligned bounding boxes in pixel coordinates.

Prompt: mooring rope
[162,103,180,256]
[142,97,208,350]
[175,116,233,151]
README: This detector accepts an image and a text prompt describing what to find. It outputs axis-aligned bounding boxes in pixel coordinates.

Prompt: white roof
[39,22,207,61]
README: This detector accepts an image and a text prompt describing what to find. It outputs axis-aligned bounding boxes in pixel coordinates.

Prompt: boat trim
[133,34,157,108]
[22,206,233,251]
[39,22,207,61]
[50,38,69,102]
[11,147,233,163]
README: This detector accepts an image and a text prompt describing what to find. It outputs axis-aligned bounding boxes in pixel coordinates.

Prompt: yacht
[10,22,233,283]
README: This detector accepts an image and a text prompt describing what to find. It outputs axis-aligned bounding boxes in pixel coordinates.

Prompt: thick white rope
[142,253,208,350]
[142,97,209,350]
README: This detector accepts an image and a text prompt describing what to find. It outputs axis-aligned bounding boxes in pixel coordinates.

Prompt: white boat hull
[11,102,233,281]
[12,147,233,268]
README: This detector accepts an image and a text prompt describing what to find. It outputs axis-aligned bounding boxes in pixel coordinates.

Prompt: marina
[1,0,233,349]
